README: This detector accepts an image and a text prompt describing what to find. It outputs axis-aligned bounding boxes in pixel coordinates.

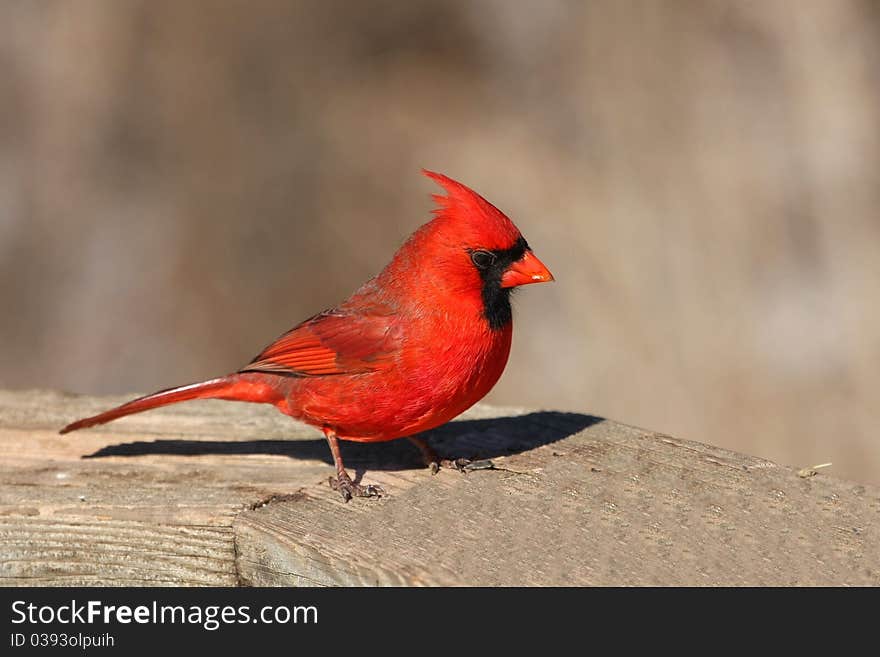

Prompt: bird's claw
[460,458,495,472]
[410,437,493,475]
[426,457,465,474]
[429,457,494,474]
[442,457,473,472]
[329,474,384,502]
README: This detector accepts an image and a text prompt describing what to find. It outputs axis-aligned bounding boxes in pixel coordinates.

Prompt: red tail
[59,375,273,434]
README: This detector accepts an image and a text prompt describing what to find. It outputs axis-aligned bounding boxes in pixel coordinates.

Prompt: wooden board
[1,389,877,586]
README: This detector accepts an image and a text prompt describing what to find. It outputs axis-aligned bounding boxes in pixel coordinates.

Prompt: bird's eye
[470,250,496,270]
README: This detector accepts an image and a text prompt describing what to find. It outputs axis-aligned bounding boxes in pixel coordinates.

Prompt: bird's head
[383,170,554,330]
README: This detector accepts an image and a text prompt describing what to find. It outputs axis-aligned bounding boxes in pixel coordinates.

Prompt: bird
[60,170,554,501]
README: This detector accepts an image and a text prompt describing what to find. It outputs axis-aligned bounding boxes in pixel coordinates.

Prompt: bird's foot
[429,457,495,475]
[408,437,473,474]
[407,436,494,475]
[329,472,384,503]
[434,457,469,473]
[466,458,495,471]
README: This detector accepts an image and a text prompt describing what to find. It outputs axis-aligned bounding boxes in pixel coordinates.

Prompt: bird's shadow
[83,411,602,472]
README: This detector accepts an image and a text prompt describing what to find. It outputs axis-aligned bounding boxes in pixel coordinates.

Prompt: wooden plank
[1,389,878,586]
[235,415,880,586]
[0,389,331,586]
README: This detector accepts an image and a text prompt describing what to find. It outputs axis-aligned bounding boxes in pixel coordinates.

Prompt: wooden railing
[1,390,876,585]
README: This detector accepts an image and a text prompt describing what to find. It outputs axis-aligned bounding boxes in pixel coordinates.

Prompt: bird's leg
[323,428,383,502]
[408,436,442,474]
[407,436,474,474]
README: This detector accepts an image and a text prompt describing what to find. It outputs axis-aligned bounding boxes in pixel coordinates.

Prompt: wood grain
[1,390,877,586]
[0,389,329,586]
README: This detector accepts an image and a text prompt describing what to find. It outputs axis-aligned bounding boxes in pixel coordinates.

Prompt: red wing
[241,308,402,377]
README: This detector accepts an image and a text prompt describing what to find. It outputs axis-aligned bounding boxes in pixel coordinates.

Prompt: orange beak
[500,250,555,288]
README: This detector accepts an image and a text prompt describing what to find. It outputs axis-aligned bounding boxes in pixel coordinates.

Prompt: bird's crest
[422,169,522,249]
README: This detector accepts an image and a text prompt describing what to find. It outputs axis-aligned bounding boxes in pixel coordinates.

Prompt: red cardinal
[61,171,554,500]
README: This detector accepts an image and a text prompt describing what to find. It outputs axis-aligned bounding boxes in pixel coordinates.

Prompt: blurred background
[1,1,878,483]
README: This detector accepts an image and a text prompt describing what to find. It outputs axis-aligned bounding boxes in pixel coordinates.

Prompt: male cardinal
[61,171,554,501]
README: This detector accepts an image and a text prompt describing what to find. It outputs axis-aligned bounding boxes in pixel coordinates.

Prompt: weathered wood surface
[1,389,877,586]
